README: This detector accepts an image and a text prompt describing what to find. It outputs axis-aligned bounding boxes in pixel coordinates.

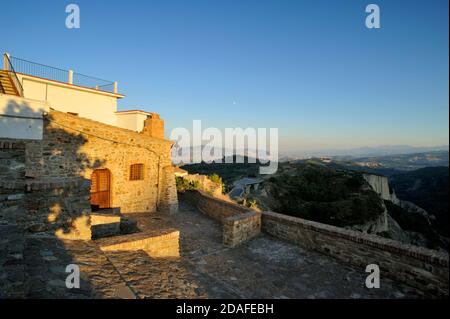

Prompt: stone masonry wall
[0,141,92,298]
[0,140,26,227]
[159,165,179,214]
[0,140,25,181]
[31,110,177,213]
[262,211,449,297]
[179,190,261,247]
[1,142,92,240]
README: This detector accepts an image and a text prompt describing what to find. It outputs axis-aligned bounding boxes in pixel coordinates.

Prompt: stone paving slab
[189,236,420,298]
[23,237,126,298]
[0,224,26,298]
[103,251,207,298]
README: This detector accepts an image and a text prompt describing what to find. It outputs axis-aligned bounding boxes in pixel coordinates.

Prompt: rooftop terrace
[1,199,422,298]
[3,53,118,95]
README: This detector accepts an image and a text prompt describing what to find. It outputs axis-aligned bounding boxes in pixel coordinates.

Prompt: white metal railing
[4,53,118,94]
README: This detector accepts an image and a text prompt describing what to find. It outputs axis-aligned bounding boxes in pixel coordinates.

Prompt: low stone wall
[179,190,261,247]
[98,228,180,258]
[262,211,449,297]
[223,211,261,247]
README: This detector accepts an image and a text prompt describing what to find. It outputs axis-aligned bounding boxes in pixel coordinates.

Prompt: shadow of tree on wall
[1,99,110,298]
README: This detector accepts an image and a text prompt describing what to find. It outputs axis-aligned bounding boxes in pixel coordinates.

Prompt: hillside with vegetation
[259,163,384,227]
[184,159,386,227]
[390,167,449,237]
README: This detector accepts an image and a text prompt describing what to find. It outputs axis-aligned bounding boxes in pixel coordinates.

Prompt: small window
[130,164,144,181]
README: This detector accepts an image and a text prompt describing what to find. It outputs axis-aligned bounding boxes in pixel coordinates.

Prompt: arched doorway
[90,169,111,210]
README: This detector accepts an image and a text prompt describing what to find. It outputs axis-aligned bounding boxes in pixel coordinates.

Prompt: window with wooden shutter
[130,164,144,180]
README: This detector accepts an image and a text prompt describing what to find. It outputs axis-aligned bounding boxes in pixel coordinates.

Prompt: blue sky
[1,0,448,151]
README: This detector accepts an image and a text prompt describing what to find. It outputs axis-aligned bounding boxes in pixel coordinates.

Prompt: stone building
[1,53,178,240]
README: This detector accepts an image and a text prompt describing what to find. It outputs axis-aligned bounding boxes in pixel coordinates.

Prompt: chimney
[141,113,164,139]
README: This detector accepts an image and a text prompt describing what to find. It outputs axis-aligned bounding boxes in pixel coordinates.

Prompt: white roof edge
[115,110,153,115]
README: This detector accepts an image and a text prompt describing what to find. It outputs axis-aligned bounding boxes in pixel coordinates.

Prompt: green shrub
[247,199,258,210]
[176,177,200,191]
[208,173,225,193]
[208,173,223,184]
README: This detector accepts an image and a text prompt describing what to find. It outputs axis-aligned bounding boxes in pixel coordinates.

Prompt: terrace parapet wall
[178,190,261,247]
[262,211,449,298]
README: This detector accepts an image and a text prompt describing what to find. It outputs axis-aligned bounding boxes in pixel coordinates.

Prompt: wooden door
[90,169,111,209]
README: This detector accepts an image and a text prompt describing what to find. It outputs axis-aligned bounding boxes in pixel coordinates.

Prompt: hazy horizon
[174,143,449,158]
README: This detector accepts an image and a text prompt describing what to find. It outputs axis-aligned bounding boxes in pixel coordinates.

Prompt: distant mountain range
[340,151,448,171]
[315,150,449,174]
[280,145,449,161]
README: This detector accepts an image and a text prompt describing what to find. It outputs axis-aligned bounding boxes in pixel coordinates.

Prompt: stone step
[90,208,141,239]
[120,216,139,235]
[92,207,121,215]
[90,213,121,239]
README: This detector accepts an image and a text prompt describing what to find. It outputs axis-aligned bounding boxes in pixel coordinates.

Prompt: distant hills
[174,145,448,172]
[316,150,448,175]
[334,150,449,171]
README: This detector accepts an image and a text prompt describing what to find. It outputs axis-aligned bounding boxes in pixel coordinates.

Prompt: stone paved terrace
[1,200,423,299]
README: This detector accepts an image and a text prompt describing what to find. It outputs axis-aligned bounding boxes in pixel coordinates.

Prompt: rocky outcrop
[361,173,447,250]
[349,174,394,236]
[363,174,398,203]
[358,174,412,238]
